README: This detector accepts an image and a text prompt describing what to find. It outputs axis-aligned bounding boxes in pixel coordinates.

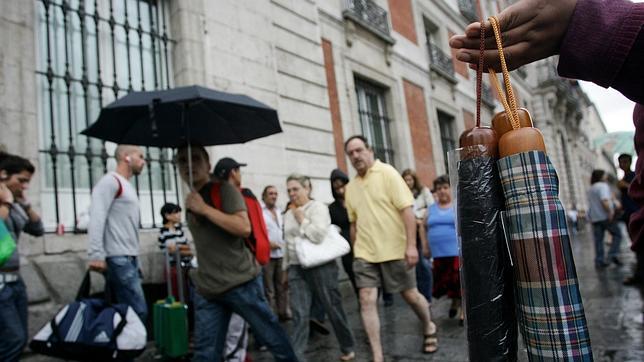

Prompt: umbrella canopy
[81,85,282,147]
[498,151,592,361]
[593,131,635,156]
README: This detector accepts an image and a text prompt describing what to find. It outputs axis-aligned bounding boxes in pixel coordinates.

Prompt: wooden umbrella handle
[487,16,546,157]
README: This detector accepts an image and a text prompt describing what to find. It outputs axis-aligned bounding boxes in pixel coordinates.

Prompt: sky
[580,82,636,133]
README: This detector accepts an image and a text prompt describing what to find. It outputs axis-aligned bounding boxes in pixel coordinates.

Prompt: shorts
[352,258,416,293]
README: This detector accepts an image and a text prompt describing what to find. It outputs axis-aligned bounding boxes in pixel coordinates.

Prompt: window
[437,110,456,171]
[355,80,394,165]
[36,0,177,231]
[423,18,455,79]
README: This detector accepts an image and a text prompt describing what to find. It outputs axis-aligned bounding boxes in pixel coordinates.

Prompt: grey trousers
[288,262,354,361]
[263,257,290,318]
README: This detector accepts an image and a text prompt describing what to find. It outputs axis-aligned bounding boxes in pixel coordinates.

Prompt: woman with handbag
[283,174,355,362]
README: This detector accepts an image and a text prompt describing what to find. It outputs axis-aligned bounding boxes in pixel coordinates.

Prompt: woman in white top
[283,174,355,361]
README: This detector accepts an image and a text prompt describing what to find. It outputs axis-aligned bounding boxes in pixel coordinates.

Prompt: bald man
[87,144,148,322]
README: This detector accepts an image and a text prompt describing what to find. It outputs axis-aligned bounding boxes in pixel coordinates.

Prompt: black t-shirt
[329,200,351,245]
[621,171,640,219]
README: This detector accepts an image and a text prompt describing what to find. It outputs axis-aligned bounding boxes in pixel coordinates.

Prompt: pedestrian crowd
[1,0,643,361]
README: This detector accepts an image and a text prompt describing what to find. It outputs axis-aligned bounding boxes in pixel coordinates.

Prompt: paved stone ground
[23,228,644,361]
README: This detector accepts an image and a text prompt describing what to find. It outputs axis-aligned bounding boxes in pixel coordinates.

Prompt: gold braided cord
[489,16,520,129]
[488,69,515,124]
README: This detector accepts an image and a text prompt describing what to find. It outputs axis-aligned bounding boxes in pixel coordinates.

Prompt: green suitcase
[153,249,189,358]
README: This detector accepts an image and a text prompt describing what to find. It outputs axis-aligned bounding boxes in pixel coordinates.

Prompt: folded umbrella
[498,150,592,361]
[452,146,517,362]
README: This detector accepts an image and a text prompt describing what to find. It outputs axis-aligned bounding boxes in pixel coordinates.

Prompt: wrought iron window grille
[36,0,177,232]
[343,0,395,44]
[355,80,395,165]
[428,42,456,82]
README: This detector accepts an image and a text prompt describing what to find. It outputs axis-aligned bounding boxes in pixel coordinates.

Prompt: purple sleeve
[557,0,644,104]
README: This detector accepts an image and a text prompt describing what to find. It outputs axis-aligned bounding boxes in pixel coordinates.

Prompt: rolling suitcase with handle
[153,248,189,358]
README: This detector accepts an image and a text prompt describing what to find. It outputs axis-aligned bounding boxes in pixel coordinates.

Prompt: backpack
[209,183,271,265]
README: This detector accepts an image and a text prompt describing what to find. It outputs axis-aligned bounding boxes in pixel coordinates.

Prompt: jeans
[106,256,148,323]
[289,263,355,361]
[592,220,622,265]
[416,256,433,303]
[0,278,28,362]
[192,276,297,362]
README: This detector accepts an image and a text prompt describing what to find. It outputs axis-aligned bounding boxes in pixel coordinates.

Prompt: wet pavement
[23,228,644,361]
[249,227,644,362]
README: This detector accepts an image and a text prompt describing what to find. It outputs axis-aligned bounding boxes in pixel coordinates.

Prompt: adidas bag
[30,271,147,361]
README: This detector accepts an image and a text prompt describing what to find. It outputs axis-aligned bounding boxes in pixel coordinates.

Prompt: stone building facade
[0,0,614,341]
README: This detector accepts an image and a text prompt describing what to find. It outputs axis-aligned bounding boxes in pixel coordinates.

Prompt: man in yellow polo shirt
[344,135,438,361]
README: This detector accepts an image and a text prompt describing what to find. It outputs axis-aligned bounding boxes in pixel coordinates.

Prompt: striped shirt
[158,224,189,263]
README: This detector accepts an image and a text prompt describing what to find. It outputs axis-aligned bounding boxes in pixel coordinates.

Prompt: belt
[0,273,19,283]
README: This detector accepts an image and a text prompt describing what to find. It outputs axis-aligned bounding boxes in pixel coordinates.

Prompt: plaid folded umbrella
[498,151,592,361]
[453,148,518,361]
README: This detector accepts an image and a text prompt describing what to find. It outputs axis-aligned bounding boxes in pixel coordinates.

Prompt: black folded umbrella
[451,146,518,362]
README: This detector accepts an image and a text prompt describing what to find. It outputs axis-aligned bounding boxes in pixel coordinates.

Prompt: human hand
[448,0,577,72]
[405,246,419,269]
[185,191,207,215]
[179,244,193,257]
[293,207,305,224]
[270,242,282,250]
[88,260,107,272]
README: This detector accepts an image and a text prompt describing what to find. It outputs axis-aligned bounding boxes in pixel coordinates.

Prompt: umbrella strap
[475,0,485,128]
[488,16,521,130]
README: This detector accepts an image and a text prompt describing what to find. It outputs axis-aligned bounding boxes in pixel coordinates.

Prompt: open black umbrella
[81,85,282,186]
[81,85,281,147]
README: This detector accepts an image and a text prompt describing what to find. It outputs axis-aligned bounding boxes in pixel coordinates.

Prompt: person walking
[401,169,434,305]
[87,145,148,323]
[0,153,44,362]
[283,174,355,362]
[588,169,622,268]
[617,154,643,285]
[328,169,358,297]
[261,185,291,320]
[175,146,296,362]
[419,175,463,324]
[344,135,438,361]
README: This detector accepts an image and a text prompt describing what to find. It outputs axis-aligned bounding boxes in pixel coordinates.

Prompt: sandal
[422,333,438,354]
[339,351,355,361]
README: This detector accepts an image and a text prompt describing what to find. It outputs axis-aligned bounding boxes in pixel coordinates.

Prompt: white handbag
[295,225,351,268]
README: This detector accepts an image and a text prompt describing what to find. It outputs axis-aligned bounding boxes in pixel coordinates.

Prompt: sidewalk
[22,228,643,361]
[250,228,643,361]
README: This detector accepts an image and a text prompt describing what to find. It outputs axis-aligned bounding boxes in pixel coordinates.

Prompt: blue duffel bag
[30,271,147,361]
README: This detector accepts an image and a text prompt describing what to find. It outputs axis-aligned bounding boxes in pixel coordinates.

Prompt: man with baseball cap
[213,157,247,185]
